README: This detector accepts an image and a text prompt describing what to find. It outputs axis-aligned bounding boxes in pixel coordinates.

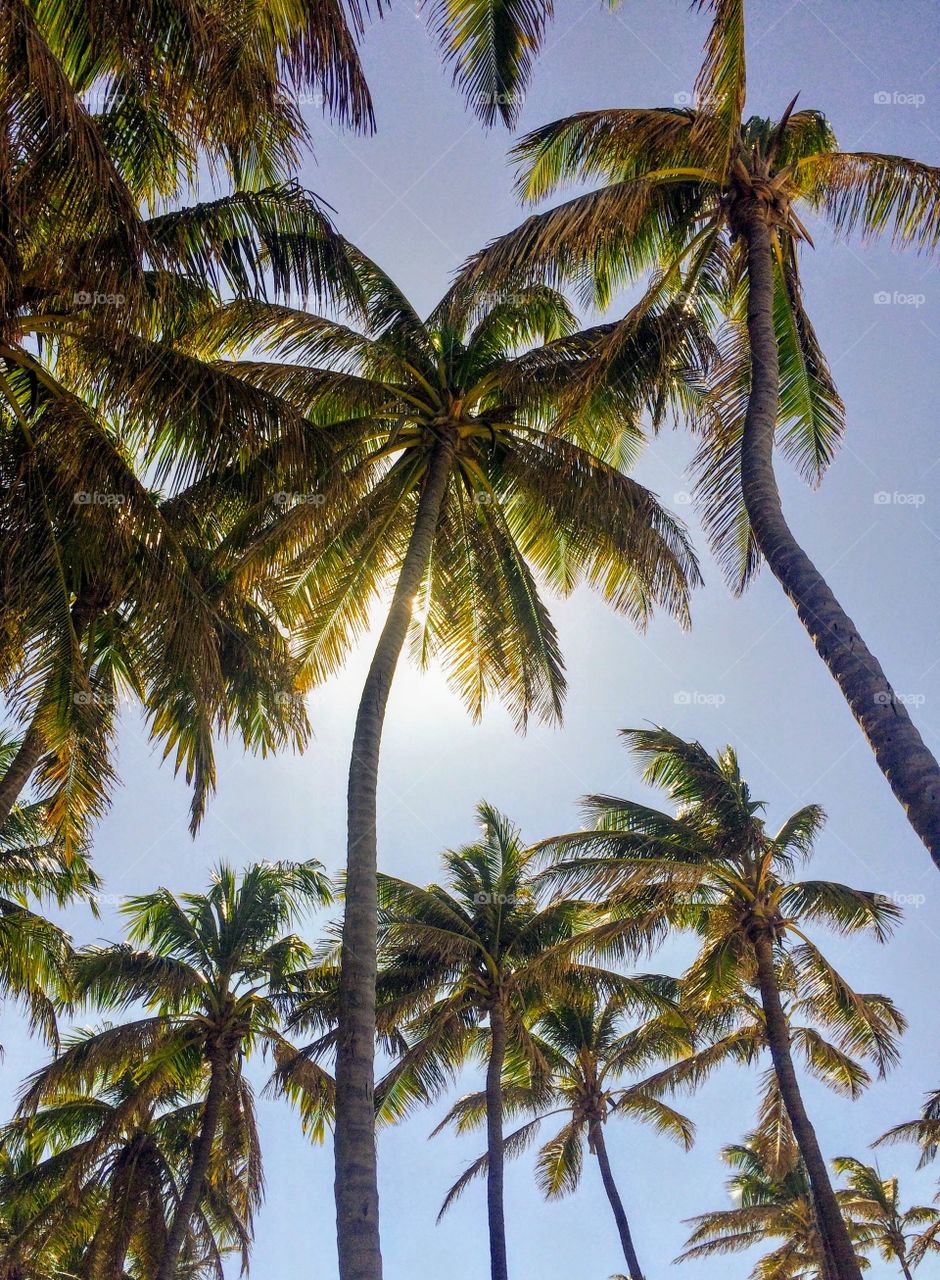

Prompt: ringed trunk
[335,431,456,1280]
[739,210,940,869]
[752,933,863,1280]
[154,1051,227,1280]
[485,999,509,1280]
[0,718,43,829]
[589,1121,644,1280]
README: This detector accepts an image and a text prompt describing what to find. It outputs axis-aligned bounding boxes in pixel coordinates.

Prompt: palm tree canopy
[538,728,906,1098]
[457,0,940,588]
[200,249,707,731]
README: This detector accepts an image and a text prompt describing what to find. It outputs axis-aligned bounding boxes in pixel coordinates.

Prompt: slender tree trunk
[739,210,940,868]
[0,718,43,829]
[752,933,862,1280]
[335,431,456,1280]
[485,999,509,1280]
[590,1122,644,1280]
[154,1052,227,1280]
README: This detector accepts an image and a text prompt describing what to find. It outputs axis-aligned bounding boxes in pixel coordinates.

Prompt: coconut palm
[27,860,332,1280]
[540,728,905,1280]
[2,1055,253,1280]
[460,0,940,867]
[372,803,645,1280]
[435,989,695,1280]
[0,761,98,1046]
[679,1137,868,1279]
[1,0,374,220]
[833,1157,940,1278]
[199,250,707,1280]
[0,33,361,842]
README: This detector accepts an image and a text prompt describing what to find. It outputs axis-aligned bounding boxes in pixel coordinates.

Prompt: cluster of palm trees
[1,732,938,1280]
[0,0,939,1277]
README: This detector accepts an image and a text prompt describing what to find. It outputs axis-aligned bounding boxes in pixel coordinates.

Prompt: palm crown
[207,252,706,726]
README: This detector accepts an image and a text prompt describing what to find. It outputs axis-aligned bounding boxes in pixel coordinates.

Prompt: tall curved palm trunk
[154,1053,228,1280]
[590,1123,644,1280]
[484,1000,509,1280]
[335,431,456,1280]
[739,211,940,867]
[752,933,862,1280]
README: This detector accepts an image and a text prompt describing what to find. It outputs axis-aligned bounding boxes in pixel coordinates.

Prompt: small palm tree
[679,1137,868,1279]
[541,728,905,1280]
[29,860,332,1280]
[0,758,98,1047]
[462,0,940,867]
[834,1157,940,1278]
[435,989,695,1280]
[204,249,707,1280]
[374,803,631,1280]
[3,1057,251,1280]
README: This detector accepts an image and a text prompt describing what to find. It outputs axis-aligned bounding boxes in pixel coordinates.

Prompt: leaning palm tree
[435,989,695,1280]
[28,860,332,1280]
[460,0,940,867]
[200,251,707,1280]
[540,728,905,1280]
[679,1137,868,1279]
[373,803,637,1280]
[3,1058,252,1280]
[834,1157,940,1278]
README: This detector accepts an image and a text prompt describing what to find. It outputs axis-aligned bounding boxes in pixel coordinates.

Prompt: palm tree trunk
[0,717,43,829]
[154,1052,227,1280]
[590,1122,644,1280]
[752,932,862,1280]
[335,430,456,1280]
[485,999,509,1280]
[739,210,940,869]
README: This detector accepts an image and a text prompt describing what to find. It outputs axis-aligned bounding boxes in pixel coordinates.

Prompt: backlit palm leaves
[2,1064,252,1280]
[41,861,332,1280]
[374,804,621,1280]
[0,758,98,1046]
[459,0,940,868]
[539,728,904,1280]
[834,1156,940,1276]
[204,247,708,1280]
[679,1137,869,1279]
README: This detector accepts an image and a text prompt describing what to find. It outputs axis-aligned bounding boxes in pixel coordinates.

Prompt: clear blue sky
[3,1,940,1276]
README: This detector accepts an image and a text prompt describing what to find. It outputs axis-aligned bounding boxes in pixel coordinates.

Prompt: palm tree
[876,1096,940,1267]
[435,989,695,1280]
[540,728,905,1280]
[460,0,940,867]
[834,1157,940,1278]
[29,860,332,1280]
[373,803,639,1280]
[2,1055,253,1280]
[0,34,360,842]
[0,760,98,1047]
[1,0,374,210]
[203,251,707,1280]
[679,1137,868,1279]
